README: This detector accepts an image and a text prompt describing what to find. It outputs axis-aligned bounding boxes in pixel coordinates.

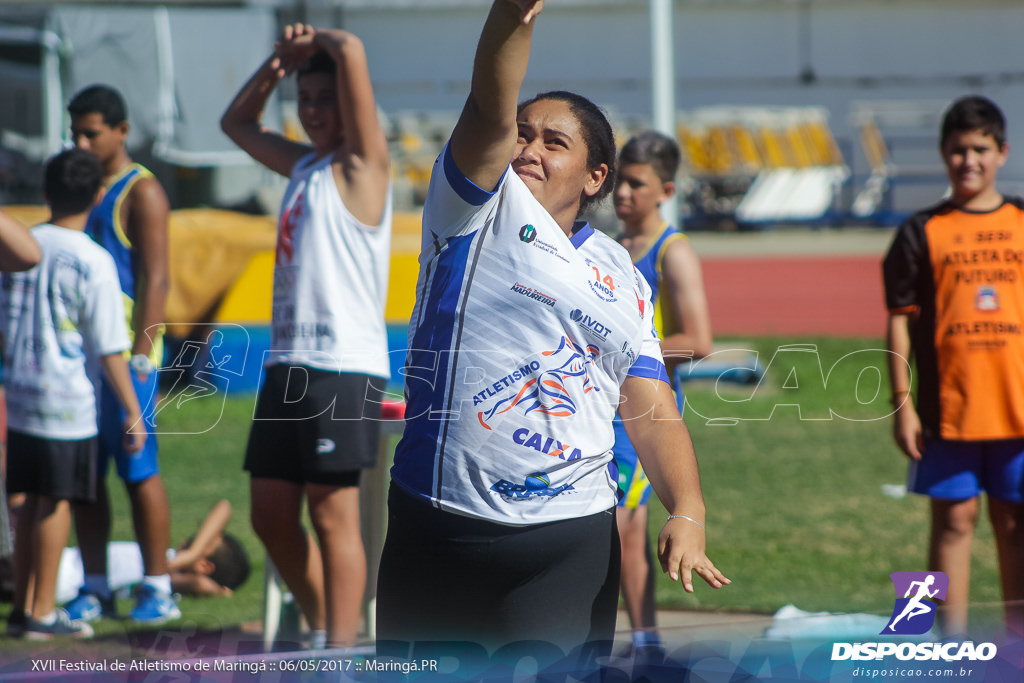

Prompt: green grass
[652,337,1001,616]
[0,394,265,650]
[88,394,265,638]
[2,336,1006,642]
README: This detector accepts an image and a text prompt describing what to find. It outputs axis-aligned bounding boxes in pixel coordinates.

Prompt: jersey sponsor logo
[620,341,638,365]
[940,247,1024,286]
[942,248,1002,266]
[944,320,1022,336]
[952,268,1018,285]
[477,336,599,430]
[585,258,617,302]
[942,247,1024,266]
[975,285,1000,311]
[490,471,576,500]
[512,427,583,461]
[632,268,646,318]
[569,308,613,341]
[975,229,1015,242]
[273,322,336,341]
[518,224,569,263]
[317,438,336,454]
[472,361,543,406]
[510,282,557,307]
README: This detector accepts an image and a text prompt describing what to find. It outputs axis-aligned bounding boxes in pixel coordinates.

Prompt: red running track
[702,255,886,338]
[0,255,882,442]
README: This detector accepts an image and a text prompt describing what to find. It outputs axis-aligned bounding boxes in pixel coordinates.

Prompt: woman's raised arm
[449,0,544,192]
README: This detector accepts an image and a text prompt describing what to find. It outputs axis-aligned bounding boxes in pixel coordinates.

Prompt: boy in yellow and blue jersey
[63,84,178,625]
[612,130,713,654]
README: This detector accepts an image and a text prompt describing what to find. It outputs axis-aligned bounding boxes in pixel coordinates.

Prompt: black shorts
[244,365,385,486]
[5,430,98,503]
[376,484,620,659]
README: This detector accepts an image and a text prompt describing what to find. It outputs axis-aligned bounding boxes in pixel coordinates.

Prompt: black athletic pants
[376,483,620,662]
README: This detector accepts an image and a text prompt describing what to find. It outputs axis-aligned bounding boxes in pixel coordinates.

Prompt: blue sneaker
[130,585,181,624]
[63,587,116,623]
[25,609,94,640]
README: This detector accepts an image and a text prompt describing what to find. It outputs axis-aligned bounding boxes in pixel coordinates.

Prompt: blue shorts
[97,371,160,483]
[907,437,1024,503]
[612,414,652,509]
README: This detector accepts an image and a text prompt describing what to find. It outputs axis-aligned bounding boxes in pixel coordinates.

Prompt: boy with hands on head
[222,22,392,649]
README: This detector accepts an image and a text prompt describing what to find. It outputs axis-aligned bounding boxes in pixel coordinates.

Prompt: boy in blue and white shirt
[2,149,144,640]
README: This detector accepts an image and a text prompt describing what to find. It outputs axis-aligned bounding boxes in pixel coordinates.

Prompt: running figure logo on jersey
[277,193,304,265]
[477,335,599,430]
[882,571,949,635]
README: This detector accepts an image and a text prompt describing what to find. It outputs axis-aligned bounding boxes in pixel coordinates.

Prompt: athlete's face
[513,99,606,225]
[70,113,126,168]
[614,163,671,224]
[941,128,1007,204]
[297,72,342,153]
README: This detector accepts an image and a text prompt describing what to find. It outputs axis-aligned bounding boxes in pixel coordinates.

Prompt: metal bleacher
[677,106,849,228]
[848,100,949,220]
[384,105,856,228]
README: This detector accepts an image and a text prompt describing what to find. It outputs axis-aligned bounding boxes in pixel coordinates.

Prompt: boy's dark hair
[44,148,104,216]
[518,90,617,217]
[619,130,681,185]
[67,84,128,127]
[297,51,337,80]
[940,95,1006,149]
[206,533,251,591]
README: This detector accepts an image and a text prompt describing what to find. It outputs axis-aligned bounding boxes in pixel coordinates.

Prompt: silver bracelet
[667,514,705,531]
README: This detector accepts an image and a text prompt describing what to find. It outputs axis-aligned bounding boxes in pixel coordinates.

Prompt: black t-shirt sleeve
[882,214,928,312]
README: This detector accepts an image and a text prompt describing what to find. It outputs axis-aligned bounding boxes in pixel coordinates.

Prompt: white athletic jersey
[0,225,129,439]
[266,151,391,378]
[392,144,670,525]
[57,544,176,604]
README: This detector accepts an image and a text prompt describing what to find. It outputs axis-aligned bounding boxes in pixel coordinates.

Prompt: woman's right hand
[504,0,544,24]
[658,517,729,594]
